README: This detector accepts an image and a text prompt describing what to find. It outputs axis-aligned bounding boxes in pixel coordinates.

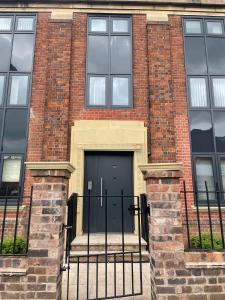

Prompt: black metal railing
[64,190,144,300]
[0,188,33,256]
[182,181,225,251]
[140,193,150,251]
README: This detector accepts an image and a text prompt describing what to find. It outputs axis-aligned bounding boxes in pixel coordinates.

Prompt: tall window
[86,15,132,108]
[0,14,36,197]
[183,17,225,202]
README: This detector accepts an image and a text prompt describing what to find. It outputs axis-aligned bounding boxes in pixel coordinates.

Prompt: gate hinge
[60,264,70,273]
[128,205,140,215]
[62,224,72,231]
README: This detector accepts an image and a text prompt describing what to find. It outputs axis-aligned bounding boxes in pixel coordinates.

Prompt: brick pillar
[26,162,74,300]
[141,163,184,300]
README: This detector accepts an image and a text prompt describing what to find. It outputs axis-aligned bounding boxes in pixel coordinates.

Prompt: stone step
[69,250,150,263]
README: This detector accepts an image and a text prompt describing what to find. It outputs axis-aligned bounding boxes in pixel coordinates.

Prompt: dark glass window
[190,111,214,152]
[185,37,207,75]
[213,112,225,152]
[3,109,27,152]
[0,34,12,71]
[184,17,225,200]
[0,14,36,198]
[87,15,132,108]
[11,34,34,72]
[207,38,225,74]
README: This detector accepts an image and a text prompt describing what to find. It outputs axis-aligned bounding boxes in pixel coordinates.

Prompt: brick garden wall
[144,166,225,300]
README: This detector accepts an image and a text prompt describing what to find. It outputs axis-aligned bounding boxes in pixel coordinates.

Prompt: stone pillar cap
[139,162,183,173]
[25,161,75,173]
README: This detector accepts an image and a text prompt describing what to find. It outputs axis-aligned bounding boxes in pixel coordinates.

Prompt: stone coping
[185,251,225,268]
[139,162,183,173]
[0,268,27,275]
[25,161,75,173]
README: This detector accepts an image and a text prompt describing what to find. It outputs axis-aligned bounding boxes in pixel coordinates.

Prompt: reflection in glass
[190,111,214,152]
[112,77,129,106]
[9,76,29,105]
[207,38,225,74]
[0,76,5,105]
[3,109,27,152]
[0,34,12,71]
[10,34,34,72]
[221,159,225,192]
[185,20,202,34]
[189,78,207,107]
[16,17,34,31]
[0,156,22,196]
[88,36,109,74]
[196,158,215,201]
[89,77,106,106]
[90,18,107,32]
[111,36,131,74]
[112,19,129,33]
[212,78,225,107]
[214,112,225,152]
[0,18,12,31]
[207,21,223,35]
[185,37,207,75]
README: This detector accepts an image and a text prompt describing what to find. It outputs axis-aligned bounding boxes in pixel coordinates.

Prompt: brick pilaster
[27,165,73,300]
[142,164,184,300]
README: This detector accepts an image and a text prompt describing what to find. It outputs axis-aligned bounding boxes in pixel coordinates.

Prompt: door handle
[100,177,103,207]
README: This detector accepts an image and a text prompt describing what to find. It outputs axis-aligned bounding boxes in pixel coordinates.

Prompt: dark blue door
[83,152,134,233]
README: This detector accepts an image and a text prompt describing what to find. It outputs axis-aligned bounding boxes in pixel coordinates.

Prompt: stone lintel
[26,161,75,178]
[139,162,183,179]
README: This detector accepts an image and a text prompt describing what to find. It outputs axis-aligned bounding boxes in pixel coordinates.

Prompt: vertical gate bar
[96,255,98,299]
[131,252,134,295]
[216,182,225,248]
[194,181,202,249]
[0,198,8,253]
[77,257,80,300]
[87,192,91,299]
[105,189,108,299]
[205,181,214,249]
[183,181,191,249]
[114,253,116,297]
[121,190,125,296]
[26,186,33,254]
[137,196,143,295]
[13,194,20,254]
[66,257,70,300]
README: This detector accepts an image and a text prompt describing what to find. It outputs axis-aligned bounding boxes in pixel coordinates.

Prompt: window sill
[191,205,225,211]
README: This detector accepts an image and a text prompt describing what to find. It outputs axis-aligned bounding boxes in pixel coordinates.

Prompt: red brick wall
[42,20,72,161]
[147,21,177,163]
[169,15,193,192]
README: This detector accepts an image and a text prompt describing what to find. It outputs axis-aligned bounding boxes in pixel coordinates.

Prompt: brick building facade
[1,0,225,299]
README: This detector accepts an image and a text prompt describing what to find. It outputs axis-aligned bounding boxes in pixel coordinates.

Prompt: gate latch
[128,205,140,215]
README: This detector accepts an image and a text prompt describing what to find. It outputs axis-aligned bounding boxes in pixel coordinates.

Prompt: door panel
[83,152,133,233]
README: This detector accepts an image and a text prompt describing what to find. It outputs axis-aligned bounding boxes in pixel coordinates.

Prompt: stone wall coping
[185,251,225,268]
[0,268,27,275]
[25,161,75,173]
[139,162,183,172]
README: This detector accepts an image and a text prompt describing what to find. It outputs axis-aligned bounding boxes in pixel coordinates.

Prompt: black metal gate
[62,191,149,300]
